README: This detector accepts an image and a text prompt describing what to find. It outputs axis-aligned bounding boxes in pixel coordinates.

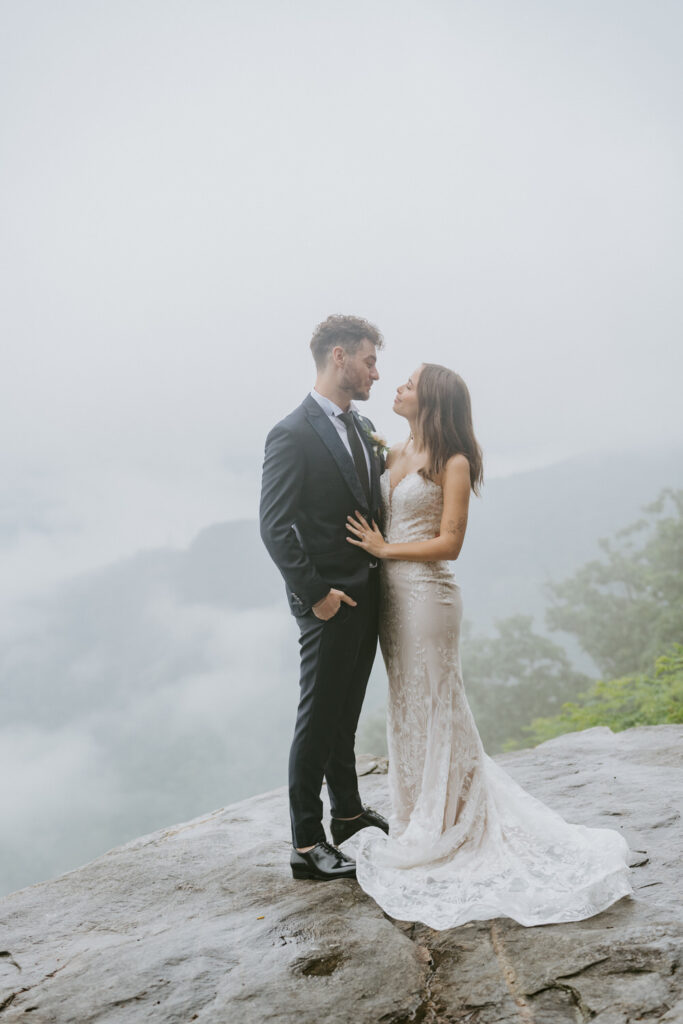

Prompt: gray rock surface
[1,726,681,1023]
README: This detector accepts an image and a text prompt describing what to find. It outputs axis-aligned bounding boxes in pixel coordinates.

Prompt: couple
[259,314,633,929]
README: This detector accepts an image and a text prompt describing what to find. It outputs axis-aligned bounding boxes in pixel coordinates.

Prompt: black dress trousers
[288,568,380,848]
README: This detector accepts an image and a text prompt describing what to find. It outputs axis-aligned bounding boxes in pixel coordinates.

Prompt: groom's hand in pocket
[312,588,357,621]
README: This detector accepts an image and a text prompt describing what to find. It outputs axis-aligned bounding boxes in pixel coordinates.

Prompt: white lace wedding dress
[347,470,633,929]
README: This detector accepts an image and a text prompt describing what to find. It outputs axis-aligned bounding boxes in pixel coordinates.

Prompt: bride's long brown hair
[416,363,484,495]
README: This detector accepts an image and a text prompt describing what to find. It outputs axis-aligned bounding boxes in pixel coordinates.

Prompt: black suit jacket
[259,394,384,616]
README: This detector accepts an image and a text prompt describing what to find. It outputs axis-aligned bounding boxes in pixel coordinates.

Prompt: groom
[259,315,389,881]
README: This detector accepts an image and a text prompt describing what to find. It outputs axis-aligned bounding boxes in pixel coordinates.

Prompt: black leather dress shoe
[330,807,389,846]
[290,841,357,880]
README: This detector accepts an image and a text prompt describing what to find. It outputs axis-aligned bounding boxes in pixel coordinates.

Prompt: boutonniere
[360,422,390,459]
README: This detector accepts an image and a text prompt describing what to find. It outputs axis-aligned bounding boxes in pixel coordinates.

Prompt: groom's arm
[259,422,331,611]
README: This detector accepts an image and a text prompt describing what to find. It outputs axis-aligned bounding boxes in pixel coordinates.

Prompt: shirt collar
[310,388,358,418]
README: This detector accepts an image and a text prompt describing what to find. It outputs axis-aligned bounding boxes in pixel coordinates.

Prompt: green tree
[462,615,591,753]
[523,645,683,745]
[546,489,683,678]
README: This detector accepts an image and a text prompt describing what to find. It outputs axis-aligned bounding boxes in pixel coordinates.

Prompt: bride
[345,362,633,929]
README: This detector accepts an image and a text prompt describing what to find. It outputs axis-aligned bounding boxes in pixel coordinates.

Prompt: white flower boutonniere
[360,422,390,459]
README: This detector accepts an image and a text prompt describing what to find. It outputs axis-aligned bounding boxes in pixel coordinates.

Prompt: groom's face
[338,338,379,401]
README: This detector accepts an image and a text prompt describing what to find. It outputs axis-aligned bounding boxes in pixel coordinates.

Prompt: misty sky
[2,0,682,602]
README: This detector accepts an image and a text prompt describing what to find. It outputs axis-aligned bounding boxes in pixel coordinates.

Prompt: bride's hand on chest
[346,511,388,558]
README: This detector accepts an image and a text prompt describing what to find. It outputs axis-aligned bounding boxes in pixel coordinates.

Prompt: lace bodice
[380,469,456,587]
[382,470,443,543]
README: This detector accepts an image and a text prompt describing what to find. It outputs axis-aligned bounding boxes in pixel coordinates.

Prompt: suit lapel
[353,411,382,513]
[303,395,369,510]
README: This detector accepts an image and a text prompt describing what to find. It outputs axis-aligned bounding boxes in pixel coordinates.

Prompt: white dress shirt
[309,388,372,478]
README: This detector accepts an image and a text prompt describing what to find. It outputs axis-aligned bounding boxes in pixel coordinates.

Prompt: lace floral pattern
[349,471,633,929]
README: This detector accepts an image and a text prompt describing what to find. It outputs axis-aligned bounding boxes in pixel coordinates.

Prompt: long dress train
[348,470,632,929]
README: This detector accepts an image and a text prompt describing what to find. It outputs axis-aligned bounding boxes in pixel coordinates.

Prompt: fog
[1,1,682,894]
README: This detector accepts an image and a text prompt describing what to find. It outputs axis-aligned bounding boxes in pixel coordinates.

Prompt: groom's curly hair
[310,314,384,369]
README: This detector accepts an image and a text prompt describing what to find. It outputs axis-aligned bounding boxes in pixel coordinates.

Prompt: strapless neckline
[385,469,441,502]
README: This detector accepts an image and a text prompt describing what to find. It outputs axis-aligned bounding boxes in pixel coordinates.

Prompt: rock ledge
[1,726,681,1023]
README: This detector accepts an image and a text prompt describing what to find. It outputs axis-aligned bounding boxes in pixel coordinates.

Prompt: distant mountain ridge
[453,446,683,631]
[179,446,683,629]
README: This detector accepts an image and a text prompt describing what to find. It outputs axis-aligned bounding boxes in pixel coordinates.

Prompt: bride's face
[393,365,422,420]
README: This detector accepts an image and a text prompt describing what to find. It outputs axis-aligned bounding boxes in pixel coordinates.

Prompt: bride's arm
[347,454,471,561]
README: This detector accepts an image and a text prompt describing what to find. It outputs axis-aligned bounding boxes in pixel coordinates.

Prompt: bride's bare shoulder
[435,453,471,489]
[445,452,470,475]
